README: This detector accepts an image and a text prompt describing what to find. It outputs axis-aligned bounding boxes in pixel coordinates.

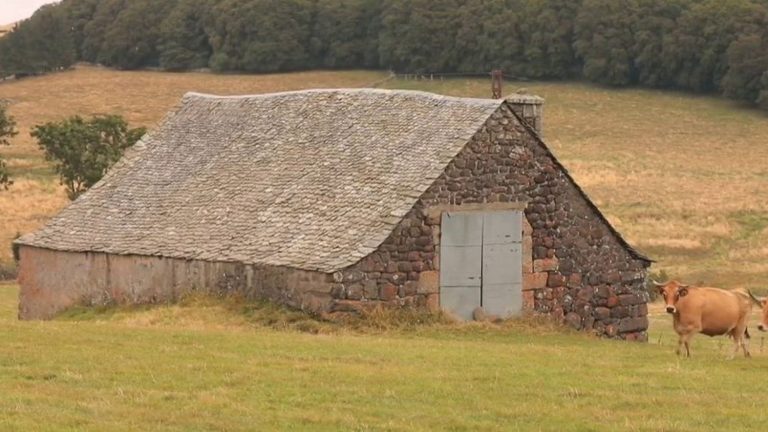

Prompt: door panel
[440,245,482,287]
[440,210,524,320]
[440,286,481,321]
[441,212,483,247]
[440,212,482,318]
[483,211,522,245]
[482,244,523,284]
[482,283,522,317]
[482,211,523,317]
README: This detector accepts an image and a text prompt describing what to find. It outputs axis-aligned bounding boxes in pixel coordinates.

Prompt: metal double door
[440,210,523,320]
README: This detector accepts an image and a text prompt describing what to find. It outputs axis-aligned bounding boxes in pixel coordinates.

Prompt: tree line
[1,0,767,109]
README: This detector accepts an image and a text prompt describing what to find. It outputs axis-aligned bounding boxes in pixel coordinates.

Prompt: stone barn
[16,89,651,339]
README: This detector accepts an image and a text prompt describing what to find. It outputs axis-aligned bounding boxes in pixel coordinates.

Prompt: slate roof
[17,89,505,272]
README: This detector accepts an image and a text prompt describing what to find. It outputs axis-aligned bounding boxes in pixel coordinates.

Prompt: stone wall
[332,103,650,340]
[17,246,333,320]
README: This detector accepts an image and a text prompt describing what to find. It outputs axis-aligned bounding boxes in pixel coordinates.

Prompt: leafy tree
[81,0,126,63]
[721,34,768,104]
[31,115,146,200]
[631,0,690,87]
[452,0,524,74]
[0,5,75,76]
[98,0,178,69]
[662,0,768,92]
[379,0,464,73]
[209,0,314,72]
[0,106,18,190]
[519,0,581,79]
[311,0,379,69]
[60,0,101,60]
[574,0,637,86]
[159,0,216,71]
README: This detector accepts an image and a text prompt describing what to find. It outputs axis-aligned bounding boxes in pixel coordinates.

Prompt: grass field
[1,66,767,287]
[1,282,767,431]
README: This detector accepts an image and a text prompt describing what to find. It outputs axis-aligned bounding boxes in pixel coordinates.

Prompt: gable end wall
[334,104,650,340]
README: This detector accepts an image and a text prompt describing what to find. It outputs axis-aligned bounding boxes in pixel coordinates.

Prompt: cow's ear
[656,285,665,294]
[678,287,689,297]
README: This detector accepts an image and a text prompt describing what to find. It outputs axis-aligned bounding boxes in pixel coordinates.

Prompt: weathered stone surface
[346,284,363,300]
[565,312,581,329]
[547,273,567,288]
[426,294,440,312]
[619,317,649,333]
[594,307,611,321]
[534,257,559,272]
[401,281,418,297]
[363,280,378,300]
[522,290,535,310]
[524,272,549,290]
[619,294,644,306]
[380,283,398,301]
[417,271,439,294]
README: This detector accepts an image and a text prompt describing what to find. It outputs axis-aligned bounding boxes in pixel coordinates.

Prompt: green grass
[1,283,767,431]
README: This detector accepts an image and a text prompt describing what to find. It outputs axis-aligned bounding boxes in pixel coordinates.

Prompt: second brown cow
[655,280,753,358]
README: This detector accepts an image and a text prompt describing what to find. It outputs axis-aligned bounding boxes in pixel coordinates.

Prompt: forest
[1,0,767,109]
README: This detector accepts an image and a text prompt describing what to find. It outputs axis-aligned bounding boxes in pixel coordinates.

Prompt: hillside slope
[1,67,767,288]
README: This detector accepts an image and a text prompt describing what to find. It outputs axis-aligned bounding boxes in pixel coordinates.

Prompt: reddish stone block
[547,273,566,288]
[522,290,535,310]
[607,295,620,308]
[426,293,440,312]
[567,273,582,288]
[380,283,398,301]
[417,271,439,294]
[534,257,559,272]
[524,272,548,290]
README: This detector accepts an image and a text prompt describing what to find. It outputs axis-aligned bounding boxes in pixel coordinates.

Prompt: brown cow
[654,280,753,358]
[748,290,768,332]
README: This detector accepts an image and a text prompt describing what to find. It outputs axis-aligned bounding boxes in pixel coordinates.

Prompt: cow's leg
[739,326,751,358]
[683,334,692,358]
[730,334,741,360]
[677,333,693,358]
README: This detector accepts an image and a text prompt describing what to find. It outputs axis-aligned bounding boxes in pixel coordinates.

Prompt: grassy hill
[0,282,766,430]
[2,66,767,288]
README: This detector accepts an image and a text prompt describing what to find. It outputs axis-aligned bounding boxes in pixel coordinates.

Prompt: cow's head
[653,280,689,314]
[748,291,768,331]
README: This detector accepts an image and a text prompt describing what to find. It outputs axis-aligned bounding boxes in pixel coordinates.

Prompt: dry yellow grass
[1,68,767,290]
[0,66,387,264]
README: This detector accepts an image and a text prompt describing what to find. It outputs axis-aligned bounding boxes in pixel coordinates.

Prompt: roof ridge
[183,88,503,107]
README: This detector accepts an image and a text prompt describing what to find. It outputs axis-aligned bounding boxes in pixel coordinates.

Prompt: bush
[31,114,145,200]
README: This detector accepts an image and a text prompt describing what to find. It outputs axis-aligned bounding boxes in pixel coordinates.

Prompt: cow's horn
[748,290,763,306]
[650,279,666,287]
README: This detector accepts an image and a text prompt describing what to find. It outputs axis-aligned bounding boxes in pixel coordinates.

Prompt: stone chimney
[505,94,544,135]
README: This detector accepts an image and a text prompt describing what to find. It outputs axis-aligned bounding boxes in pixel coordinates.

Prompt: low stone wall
[17,246,333,320]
